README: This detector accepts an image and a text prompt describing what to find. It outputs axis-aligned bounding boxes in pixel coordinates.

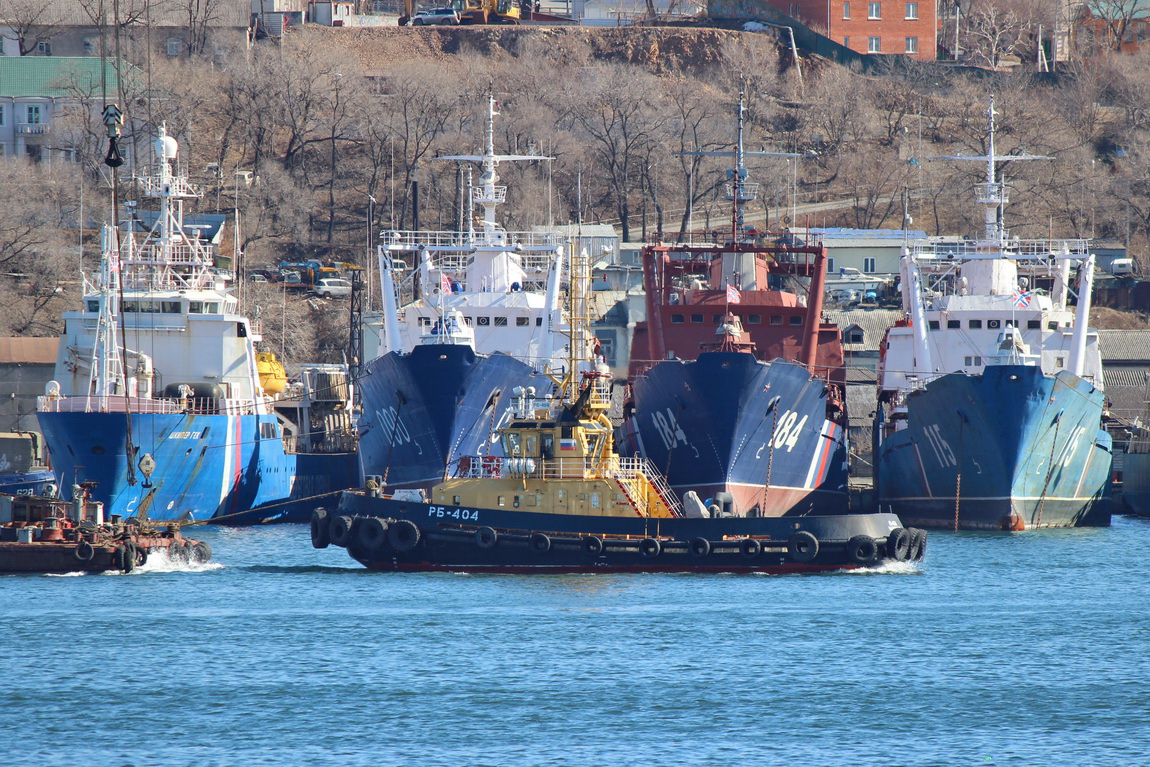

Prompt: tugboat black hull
[316,492,922,574]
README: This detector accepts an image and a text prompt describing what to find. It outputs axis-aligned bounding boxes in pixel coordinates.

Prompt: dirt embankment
[306,24,772,75]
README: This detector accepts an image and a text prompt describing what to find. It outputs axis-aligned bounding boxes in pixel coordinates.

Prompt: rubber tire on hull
[134,546,148,567]
[787,531,819,563]
[689,537,712,558]
[191,541,212,564]
[887,527,910,561]
[329,515,355,547]
[357,516,389,552]
[639,537,662,558]
[908,528,927,561]
[582,535,604,556]
[740,538,762,559]
[311,508,331,549]
[167,541,188,562]
[846,535,879,565]
[476,526,499,550]
[118,544,135,573]
[74,540,95,563]
[530,532,551,553]
[388,519,421,553]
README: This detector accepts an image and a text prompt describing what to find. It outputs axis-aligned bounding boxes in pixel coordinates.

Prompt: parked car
[312,278,353,299]
[410,7,460,24]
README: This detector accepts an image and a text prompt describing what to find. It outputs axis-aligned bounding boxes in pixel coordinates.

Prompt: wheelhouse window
[747,314,761,324]
[969,319,983,329]
[929,320,940,330]
[516,316,529,326]
[690,314,703,324]
[493,316,508,326]
[1027,320,1041,329]
[947,320,960,329]
[476,316,490,326]
[671,314,684,324]
[789,316,802,326]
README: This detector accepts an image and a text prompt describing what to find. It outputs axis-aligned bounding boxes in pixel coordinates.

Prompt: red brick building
[776,0,938,60]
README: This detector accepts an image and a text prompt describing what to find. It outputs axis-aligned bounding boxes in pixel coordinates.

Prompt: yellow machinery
[458,0,521,24]
[256,352,288,396]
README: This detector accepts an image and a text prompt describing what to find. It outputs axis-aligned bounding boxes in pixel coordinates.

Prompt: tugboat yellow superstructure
[435,377,677,519]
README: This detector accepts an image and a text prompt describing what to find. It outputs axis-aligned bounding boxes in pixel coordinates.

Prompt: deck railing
[39,395,260,416]
[451,453,681,516]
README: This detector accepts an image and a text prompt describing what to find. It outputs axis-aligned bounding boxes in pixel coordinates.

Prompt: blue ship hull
[0,469,56,497]
[875,365,1112,530]
[357,345,549,489]
[619,354,849,516]
[38,411,358,524]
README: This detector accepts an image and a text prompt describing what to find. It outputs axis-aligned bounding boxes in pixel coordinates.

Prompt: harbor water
[3,517,1150,766]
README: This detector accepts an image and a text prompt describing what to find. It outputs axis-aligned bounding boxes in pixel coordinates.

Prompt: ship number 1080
[427,506,479,521]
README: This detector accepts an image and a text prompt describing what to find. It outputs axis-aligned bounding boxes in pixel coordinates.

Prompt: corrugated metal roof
[825,308,901,349]
[810,228,928,241]
[1104,367,1148,388]
[0,57,121,98]
[1098,330,1150,363]
[845,384,876,426]
[0,337,58,364]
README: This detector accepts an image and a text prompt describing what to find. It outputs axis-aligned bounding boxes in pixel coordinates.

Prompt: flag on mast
[1012,288,1031,308]
[726,283,741,304]
[440,273,452,293]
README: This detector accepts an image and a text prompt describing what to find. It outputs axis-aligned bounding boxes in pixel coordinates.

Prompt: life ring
[887,528,910,561]
[739,538,762,559]
[117,544,135,573]
[74,540,95,563]
[639,537,662,558]
[190,541,212,564]
[846,535,879,565]
[329,515,355,547]
[357,517,389,551]
[530,532,551,553]
[689,537,711,558]
[582,535,604,556]
[311,508,330,549]
[387,519,421,553]
[476,526,499,550]
[787,531,819,563]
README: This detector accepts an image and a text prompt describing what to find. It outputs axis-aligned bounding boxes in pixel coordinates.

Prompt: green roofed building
[0,57,127,164]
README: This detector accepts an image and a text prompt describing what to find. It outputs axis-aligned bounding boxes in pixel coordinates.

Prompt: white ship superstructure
[365,95,567,372]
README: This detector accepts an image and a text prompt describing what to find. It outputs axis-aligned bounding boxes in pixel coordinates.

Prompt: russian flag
[560,438,576,451]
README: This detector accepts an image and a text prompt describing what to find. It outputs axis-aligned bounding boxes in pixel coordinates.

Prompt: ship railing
[37,394,261,416]
[913,238,1092,261]
[283,432,357,454]
[382,229,562,252]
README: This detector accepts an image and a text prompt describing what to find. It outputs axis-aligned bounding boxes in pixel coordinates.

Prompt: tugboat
[36,124,358,524]
[315,249,923,573]
[0,431,57,497]
[619,96,849,516]
[0,488,210,574]
[358,95,562,491]
[874,98,1111,530]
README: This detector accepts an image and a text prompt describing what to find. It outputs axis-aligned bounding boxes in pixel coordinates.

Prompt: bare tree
[175,0,224,56]
[1080,0,1147,52]
[571,66,668,242]
[0,0,63,55]
[959,0,1047,68]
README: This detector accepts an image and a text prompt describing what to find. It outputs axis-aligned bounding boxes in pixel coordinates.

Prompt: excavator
[457,0,521,24]
[400,0,521,25]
